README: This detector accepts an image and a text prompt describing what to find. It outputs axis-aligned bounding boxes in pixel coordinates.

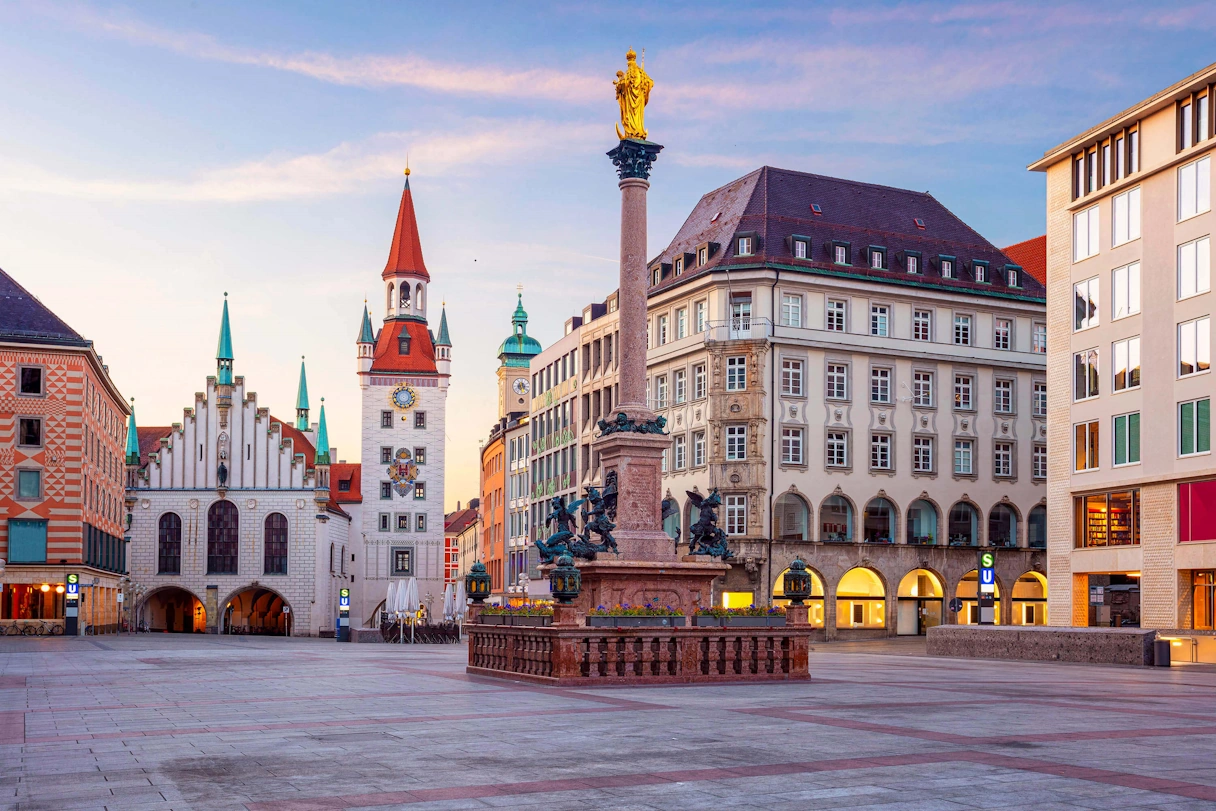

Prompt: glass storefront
[1074,490,1140,548]
[896,569,942,635]
[836,567,885,629]
[1,584,65,619]
[1011,572,1048,625]
[1195,571,1215,630]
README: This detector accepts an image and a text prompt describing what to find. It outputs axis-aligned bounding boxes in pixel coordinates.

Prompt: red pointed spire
[382,172,430,281]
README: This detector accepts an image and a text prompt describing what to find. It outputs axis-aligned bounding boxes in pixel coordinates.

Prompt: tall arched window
[907,499,938,545]
[387,283,395,314]
[1028,505,1047,548]
[207,501,239,575]
[158,513,182,574]
[988,504,1018,548]
[415,283,425,314]
[820,496,853,542]
[863,497,896,543]
[948,502,979,547]
[774,493,810,541]
[264,513,288,574]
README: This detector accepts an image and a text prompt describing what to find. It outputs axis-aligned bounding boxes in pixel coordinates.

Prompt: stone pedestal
[786,605,810,626]
[595,431,673,561]
[569,559,727,620]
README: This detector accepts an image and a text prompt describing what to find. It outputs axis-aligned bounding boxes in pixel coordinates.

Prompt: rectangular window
[781,428,804,465]
[1179,317,1211,377]
[781,359,804,396]
[17,418,41,447]
[698,247,708,266]
[870,367,891,404]
[414,447,426,465]
[826,432,849,467]
[693,364,707,399]
[793,238,808,259]
[674,256,683,276]
[826,363,849,400]
[16,469,41,500]
[693,431,705,466]
[1007,267,1020,288]
[780,294,803,327]
[953,314,972,346]
[380,482,392,500]
[1033,323,1047,354]
[954,375,973,411]
[674,369,686,404]
[381,411,393,429]
[913,436,933,473]
[1178,236,1211,300]
[1201,95,1211,142]
[870,304,890,337]
[676,308,687,339]
[1033,381,1048,417]
[725,495,746,536]
[726,356,747,391]
[1074,348,1100,400]
[1074,205,1100,261]
[1112,188,1141,246]
[1033,444,1047,479]
[737,236,753,255]
[913,371,934,407]
[1113,412,1141,466]
[994,318,1012,350]
[414,481,426,500]
[993,379,1014,414]
[870,248,885,269]
[1179,156,1211,221]
[415,412,427,429]
[379,513,390,532]
[1180,398,1212,456]
[1074,277,1099,330]
[974,261,988,283]
[1075,491,1140,548]
[826,299,847,332]
[397,513,411,531]
[1075,420,1100,471]
[416,514,427,532]
[834,244,849,265]
[870,434,891,470]
[380,446,393,464]
[726,425,747,460]
[1183,102,1194,149]
[657,315,668,346]
[1131,130,1139,172]
[1103,142,1112,186]
[695,301,706,333]
[1116,135,1126,178]
[674,435,686,469]
[18,367,42,395]
[906,254,920,274]
[654,375,668,409]
[941,257,954,279]
[1112,262,1141,319]
[913,309,932,341]
[954,439,973,475]
[1113,336,1141,392]
[994,442,1013,478]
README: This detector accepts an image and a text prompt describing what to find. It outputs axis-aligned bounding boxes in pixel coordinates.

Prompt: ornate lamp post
[549,555,581,604]
[465,561,491,605]
[783,558,813,627]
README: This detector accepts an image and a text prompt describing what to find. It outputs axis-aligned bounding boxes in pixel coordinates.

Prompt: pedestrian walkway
[2,634,1215,810]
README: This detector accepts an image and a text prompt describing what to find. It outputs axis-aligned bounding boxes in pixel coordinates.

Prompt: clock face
[512,378,530,395]
[390,385,417,411]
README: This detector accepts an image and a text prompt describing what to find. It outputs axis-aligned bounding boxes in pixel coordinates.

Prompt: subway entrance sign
[977,551,996,625]
[337,588,350,643]
[65,573,80,636]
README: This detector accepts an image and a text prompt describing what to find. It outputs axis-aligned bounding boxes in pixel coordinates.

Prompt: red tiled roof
[370,320,437,374]
[330,462,362,503]
[1002,235,1047,285]
[137,426,172,467]
[444,507,478,535]
[272,417,316,470]
[382,179,430,281]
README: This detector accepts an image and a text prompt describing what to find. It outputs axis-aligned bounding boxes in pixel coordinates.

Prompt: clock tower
[353,169,452,629]
[496,292,541,419]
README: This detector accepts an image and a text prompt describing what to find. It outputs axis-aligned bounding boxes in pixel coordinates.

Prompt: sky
[1,1,1214,510]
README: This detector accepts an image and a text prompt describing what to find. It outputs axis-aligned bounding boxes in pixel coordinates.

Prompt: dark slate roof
[648,167,1045,302]
[0,267,91,346]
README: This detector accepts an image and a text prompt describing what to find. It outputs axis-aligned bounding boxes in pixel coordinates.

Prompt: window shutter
[1199,399,1211,453]
[1128,412,1140,464]
[1114,415,1127,465]
[1182,401,1196,455]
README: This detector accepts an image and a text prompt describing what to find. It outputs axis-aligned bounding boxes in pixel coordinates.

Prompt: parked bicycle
[19,621,63,636]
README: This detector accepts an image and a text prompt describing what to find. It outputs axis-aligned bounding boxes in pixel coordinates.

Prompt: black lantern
[783,558,812,606]
[549,554,581,604]
[465,561,492,604]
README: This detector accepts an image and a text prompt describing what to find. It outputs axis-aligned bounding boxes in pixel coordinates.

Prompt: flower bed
[694,606,786,627]
[477,604,553,627]
[587,602,684,628]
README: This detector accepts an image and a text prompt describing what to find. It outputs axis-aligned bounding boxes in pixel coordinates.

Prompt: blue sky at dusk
[1,1,1213,506]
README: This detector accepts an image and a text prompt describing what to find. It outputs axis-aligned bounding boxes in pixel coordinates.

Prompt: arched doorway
[1012,572,1048,625]
[143,587,206,633]
[907,499,938,545]
[948,502,979,547]
[820,495,854,543]
[897,569,943,635]
[222,587,290,635]
[772,566,825,627]
[836,568,885,629]
[988,504,1018,548]
[956,570,1001,625]
[774,493,811,541]
[1028,505,1047,549]
[863,497,896,543]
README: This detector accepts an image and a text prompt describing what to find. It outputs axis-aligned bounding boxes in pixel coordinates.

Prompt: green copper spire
[498,290,541,368]
[124,398,140,466]
[358,303,375,343]
[314,397,331,466]
[295,356,310,430]
[436,305,451,347]
[216,293,234,385]
[511,292,528,326]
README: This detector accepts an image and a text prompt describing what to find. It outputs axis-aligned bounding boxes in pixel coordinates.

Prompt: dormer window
[940,256,956,278]
[652,268,661,286]
[737,236,753,256]
[905,252,921,274]
[833,241,851,266]
[973,260,989,283]
[791,236,810,260]
[674,256,683,275]
[398,334,412,355]
[1005,265,1021,287]
[698,247,708,266]
[868,246,887,269]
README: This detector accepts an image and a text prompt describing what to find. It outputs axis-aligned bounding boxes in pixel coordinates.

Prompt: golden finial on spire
[614,48,654,141]
[404,153,410,177]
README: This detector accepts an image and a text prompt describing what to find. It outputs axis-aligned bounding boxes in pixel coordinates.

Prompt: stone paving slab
[2,635,1216,810]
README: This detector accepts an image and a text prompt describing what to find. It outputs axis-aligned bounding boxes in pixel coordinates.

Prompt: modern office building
[646,166,1049,636]
[1031,63,1216,658]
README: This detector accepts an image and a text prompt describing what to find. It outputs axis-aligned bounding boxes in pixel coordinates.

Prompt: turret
[295,356,310,431]
[357,303,375,378]
[436,304,452,377]
[124,397,140,493]
[215,293,234,427]
[314,397,331,508]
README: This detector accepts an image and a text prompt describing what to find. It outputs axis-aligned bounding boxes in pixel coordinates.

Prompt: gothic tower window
[400,286,411,312]
[387,283,395,315]
[158,512,182,574]
[264,512,288,574]
[206,501,239,575]
[415,283,425,314]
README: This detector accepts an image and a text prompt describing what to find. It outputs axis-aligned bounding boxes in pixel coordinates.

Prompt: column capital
[608,139,664,180]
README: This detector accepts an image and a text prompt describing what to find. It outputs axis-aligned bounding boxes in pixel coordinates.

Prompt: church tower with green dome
[496,291,541,418]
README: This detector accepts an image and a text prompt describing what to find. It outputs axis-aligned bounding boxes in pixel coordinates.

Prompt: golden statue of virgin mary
[614,49,654,141]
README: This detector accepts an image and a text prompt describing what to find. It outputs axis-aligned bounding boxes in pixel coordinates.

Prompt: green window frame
[1114,412,1141,466]
[1180,398,1212,456]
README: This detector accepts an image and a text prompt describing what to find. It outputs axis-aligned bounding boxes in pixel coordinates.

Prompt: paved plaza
[2,636,1216,810]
